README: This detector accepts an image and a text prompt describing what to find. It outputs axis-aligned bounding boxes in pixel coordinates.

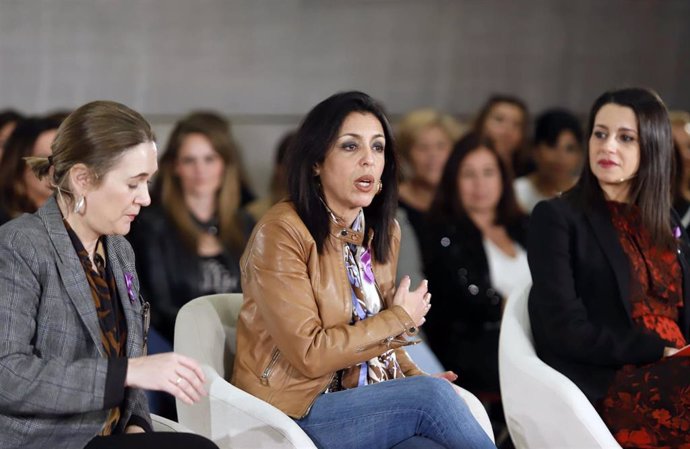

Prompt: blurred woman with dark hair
[529,88,690,448]
[473,94,531,176]
[0,109,23,158]
[233,91,495,449]
[423,132,530,402]
[129,111,249,344]
[0,116,60,225]
[514,109,584,213]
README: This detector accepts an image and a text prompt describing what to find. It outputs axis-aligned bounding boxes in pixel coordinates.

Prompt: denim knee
[407,376,464,415]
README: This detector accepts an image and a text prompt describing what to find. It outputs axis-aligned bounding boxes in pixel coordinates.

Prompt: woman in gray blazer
[0,101,217,449]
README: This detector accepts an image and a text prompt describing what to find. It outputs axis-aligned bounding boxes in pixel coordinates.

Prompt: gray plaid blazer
[0,197,151,449]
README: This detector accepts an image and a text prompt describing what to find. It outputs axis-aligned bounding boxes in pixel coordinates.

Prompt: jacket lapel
[585,202,633,320]
[38,198,105,355]
[106,236,141,357]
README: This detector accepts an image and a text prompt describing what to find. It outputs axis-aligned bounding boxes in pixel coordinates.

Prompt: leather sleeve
[242,218,417,379]
[528,200,665,367]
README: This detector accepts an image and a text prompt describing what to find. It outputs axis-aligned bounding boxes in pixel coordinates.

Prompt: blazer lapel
[106,236,140,357]
[585,203,633,320]
[38,198,104,355]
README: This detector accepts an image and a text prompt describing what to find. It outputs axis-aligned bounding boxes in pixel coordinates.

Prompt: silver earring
[74,195,85,214]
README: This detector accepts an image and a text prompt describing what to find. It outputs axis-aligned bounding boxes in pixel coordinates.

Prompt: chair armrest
[177,365,317,449]
[150,413,192,433]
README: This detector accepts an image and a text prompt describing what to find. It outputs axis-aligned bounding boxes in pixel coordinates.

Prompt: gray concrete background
[1,0,688,194]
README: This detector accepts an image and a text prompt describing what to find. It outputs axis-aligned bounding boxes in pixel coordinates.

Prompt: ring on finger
[175,377,182,386]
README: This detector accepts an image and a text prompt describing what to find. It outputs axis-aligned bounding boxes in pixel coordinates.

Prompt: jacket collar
[327,209,370,247]
[37,197,139,355]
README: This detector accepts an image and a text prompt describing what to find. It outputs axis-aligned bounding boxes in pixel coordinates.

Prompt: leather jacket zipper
[297,372,336,419]
[260,347,281,386]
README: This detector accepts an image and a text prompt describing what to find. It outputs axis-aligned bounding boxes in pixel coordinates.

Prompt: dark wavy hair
[0,116,61,216]
[430,132,523,227]
[287,91,398,262]
[577,87,674,248]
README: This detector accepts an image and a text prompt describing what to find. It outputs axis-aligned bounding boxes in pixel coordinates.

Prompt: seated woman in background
[514,108,584,213]
[0,108,23,158]
[671,110,690,229]
[423,133,530,402]
[0,116,61,225]
[529,87,690,448]
[396,108,462,284]
[233,91,496,449]
[0,100,215,449]
[472,94,531,177]
[129,111,250,344]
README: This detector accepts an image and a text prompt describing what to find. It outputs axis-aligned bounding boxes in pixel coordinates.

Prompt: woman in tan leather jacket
[232,92,496,449]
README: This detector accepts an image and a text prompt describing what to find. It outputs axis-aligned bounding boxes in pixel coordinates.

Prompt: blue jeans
[295,376,496,449]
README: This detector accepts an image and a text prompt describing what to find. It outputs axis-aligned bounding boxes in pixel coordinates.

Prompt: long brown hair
[577,87,674,248]
[157,111,244,253]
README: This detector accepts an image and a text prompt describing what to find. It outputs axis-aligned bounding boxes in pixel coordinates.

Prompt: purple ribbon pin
[674,226,682,239]
[360,249,375,285]
[124,272,136,303]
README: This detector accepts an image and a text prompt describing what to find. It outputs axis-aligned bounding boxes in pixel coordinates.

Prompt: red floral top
[607,201,685,348]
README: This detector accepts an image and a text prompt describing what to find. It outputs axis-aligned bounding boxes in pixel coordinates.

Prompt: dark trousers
[85,432,217,449]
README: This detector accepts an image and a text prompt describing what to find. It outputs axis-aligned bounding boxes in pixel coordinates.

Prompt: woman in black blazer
[529,88,690,448]
[424,133,529,394]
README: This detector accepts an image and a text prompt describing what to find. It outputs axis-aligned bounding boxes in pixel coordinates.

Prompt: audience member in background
[529,88,690,448]
[671,111,690,229]
[0,116,61,226]
[0,100,216,449]
[514,109,584,213]
[473,94,531,176]
[233,91,496,449]
[423,133,529,442]
[245,130,294,222]
[396,108,462,285]
[0,109,23,159]
[129,112,250,345]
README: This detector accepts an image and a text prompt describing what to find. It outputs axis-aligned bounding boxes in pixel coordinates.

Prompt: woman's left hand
[431,371,458,383]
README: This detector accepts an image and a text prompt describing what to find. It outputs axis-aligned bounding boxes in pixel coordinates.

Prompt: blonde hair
[158,112,244,254]
[669,110,690,127]
[396,108,463,161]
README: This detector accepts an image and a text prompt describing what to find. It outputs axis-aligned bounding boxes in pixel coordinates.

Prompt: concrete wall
[2,0,688,194]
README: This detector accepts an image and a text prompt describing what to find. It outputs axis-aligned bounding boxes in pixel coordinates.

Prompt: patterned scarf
[336,210,404,390]
[65,220,127,435]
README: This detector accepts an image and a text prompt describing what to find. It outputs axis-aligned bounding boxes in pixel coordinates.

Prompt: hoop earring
[376,180,383,195]
[74,195,85,214]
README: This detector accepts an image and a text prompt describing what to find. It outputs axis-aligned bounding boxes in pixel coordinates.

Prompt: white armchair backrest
[175,293,244,379]
[499,283,622,449]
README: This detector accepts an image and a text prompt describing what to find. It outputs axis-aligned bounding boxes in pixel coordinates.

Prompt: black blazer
[528,187,690,404]
[422,215,527,389]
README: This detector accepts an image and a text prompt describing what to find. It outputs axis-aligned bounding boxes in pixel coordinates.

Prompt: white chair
[498,283,622,449]
[174,293,317,449]
[150,413,191,432]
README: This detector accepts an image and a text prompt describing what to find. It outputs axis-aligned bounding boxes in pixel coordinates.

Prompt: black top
[422,214,527,391]
[528,187,690,404]
[127,206,249,342]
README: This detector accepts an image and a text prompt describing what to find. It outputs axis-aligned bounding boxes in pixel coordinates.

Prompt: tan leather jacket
[232,201,423,418]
